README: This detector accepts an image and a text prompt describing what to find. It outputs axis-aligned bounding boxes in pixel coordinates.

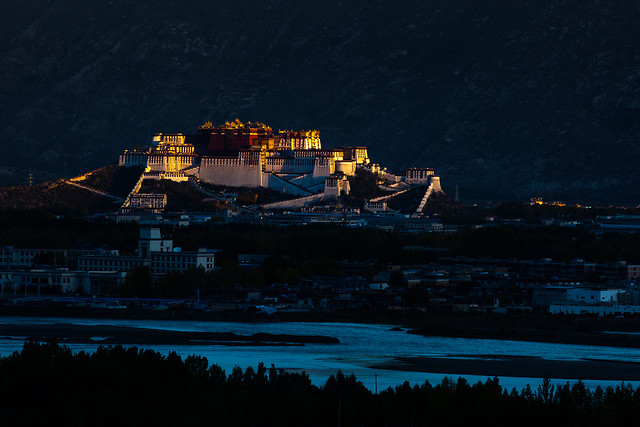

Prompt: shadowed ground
[373,355,640,381]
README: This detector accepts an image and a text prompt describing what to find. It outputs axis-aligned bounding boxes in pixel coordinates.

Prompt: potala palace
[117,119,443,213]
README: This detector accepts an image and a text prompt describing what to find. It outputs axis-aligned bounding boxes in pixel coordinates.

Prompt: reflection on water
[1,316,639,391]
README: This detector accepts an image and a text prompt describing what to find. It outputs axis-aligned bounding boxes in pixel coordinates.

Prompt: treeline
[0,210,139,252]
[5,209,640,266]
[451,225,640,263]
[1,341,639,426]
[176,223,640,264]
[119,255,342,298]
[444,202,640,225]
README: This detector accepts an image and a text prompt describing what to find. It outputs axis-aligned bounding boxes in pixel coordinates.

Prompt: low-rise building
[1,228,217,296]
[0,246,118,269]
[550,304,640,316]
[364,200,388,213]
[10,269,88,294]
[566,288,622,304]
[151,249,215,275]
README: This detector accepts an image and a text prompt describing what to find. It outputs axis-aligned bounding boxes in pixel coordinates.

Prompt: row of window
[153,255,197,262]
[202,158,242,166]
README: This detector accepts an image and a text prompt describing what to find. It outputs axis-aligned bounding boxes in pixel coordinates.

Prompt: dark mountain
[1,0,639,203]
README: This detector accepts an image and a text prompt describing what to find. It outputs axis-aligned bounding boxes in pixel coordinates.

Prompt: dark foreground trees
[1,341,640,426]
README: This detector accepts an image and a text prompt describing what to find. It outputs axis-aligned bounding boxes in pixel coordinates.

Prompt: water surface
[1,316,638,391]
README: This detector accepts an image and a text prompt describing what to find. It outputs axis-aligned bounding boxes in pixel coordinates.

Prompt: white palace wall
[198,158,264,188]
[119,153,195,172]
[119,153,149,167]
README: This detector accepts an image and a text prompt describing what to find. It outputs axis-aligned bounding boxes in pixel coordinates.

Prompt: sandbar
[0,323,340,346]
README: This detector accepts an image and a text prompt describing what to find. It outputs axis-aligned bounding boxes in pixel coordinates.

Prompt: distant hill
[1,0,639,203]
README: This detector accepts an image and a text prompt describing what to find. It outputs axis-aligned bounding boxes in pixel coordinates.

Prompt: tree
[389,270,407,289]
[122,265,154,297]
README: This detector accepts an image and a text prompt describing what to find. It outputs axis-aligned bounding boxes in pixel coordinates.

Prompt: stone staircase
[63,180,125,202]
[119,174,146,211]
[369,189,409,203]
[415,178,443,213]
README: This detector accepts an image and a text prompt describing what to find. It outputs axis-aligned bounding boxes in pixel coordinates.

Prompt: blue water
[1,316,638,391]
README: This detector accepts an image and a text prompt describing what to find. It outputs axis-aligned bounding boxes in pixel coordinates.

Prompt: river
[1,316,639,391]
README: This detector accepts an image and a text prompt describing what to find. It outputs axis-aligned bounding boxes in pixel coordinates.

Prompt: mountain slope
[1,0,639,203]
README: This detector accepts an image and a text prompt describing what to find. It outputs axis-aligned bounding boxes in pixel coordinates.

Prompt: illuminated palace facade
[119,120,370,196]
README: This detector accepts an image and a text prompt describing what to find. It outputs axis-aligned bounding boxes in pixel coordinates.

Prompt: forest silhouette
[1,341,639,426]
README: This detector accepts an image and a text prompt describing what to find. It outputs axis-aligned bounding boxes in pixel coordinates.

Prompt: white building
[566,288,622,304]
[324,175,350,199]
[151,249,215,275]
[405,168,435,185]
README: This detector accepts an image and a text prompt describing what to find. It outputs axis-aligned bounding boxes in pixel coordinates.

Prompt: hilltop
[0,165,142,214]
[0,180,117,213]
[1,1,639,203]
[73,165,144,198]
[0,165,318,214]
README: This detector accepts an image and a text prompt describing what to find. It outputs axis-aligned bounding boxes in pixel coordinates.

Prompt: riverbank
[406,312,640,349]
[373,355,640,381]
[0,323,340,346]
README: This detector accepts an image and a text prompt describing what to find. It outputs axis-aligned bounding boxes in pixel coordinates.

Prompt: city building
[0,246,118,269]
[0,228,217,296]
[79,228,217,276]
[595,215,640,233]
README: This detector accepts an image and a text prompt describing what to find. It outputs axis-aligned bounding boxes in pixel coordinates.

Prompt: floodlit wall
[335,160,357,176]
[119,153,149,167]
